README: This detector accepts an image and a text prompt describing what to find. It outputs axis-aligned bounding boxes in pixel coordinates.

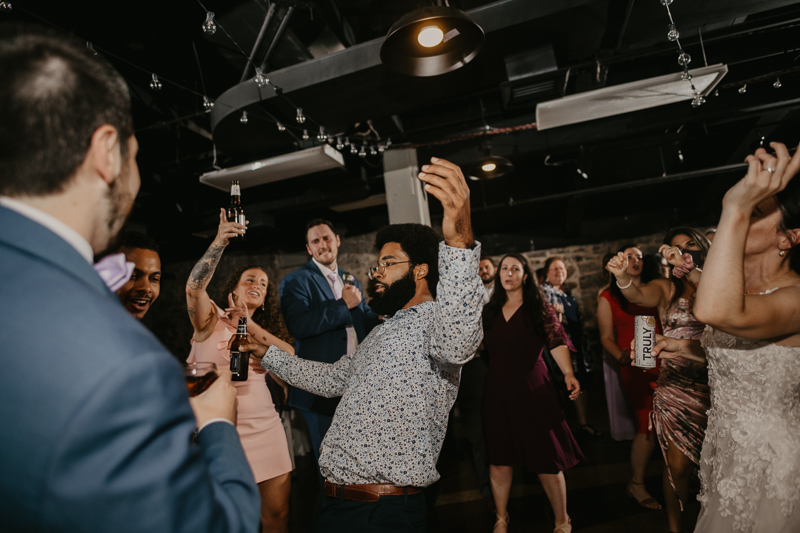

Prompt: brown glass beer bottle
[230,317,249,381]
[227,180,245,241]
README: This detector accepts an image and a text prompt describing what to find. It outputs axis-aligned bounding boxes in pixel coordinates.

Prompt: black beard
[367,269,417,317]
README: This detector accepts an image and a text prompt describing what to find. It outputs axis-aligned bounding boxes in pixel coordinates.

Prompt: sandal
[554,518,572,533]
[578,423,604,437]
[626,481,662,510]
[493,512,509,532]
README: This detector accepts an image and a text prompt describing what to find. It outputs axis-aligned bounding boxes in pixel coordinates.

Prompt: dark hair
[483,253,548,337]
[662,226,711,307]
[642,254,666,283]
[114,230,159,253]
[608,244,640,312]
[221,265,292,344]
[480,255,496,267]
[374,223,440,299]
[0,24,133,197]
[776,177,800,274]
[305,218,337,242]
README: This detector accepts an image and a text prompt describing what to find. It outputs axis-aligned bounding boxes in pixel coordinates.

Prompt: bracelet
[616,278,633,290]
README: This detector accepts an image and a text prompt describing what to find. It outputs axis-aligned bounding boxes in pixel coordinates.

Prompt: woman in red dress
[482,253,583,533]
[597,244,662,511]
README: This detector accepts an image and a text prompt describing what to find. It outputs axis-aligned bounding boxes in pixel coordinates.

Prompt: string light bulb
[358,145,367,158]
[296,108,305,124]
[202,11,217,34]
[738,84,747,94]
[86,41,97,56]
[667,24,679,41]
[773,78,782,89]
[240,111,248,124]
[659,0,672,5]
[335,137,344,150]
[378,144,385,153]
[691,94,706,107]
[254,68,268,88]
[344,137,350,146]
[0,2,12,11]
[577,168,588,179]
[370,146,378,156]
[677,149,684,163]
[317,126,326,142]
[677,52,691,66]
[150,73,162,91]
[203,96,214,110]
[277,122,285,131]
[302,129,309,140]
[350,143,358,155]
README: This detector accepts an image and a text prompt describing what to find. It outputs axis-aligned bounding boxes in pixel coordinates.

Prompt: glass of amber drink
[184,362,218,397]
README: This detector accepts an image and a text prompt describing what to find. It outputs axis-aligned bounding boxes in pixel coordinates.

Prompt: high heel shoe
[493,512,509,532]
[554,518,572,533]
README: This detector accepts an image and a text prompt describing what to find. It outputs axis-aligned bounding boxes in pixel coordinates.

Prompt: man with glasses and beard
[238,157,484,532]
[0,25,258,532]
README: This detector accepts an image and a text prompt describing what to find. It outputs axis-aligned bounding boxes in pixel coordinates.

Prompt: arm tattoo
[187,307,196,319]
[187,245,225,291]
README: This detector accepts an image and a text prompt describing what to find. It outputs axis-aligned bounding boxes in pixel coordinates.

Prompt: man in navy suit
[0,25,259,532]
[280,219,380,464]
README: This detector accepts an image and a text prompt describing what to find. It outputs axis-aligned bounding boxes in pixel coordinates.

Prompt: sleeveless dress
[653,295,710,504]
[482,304,584,473]
[187,303,292,483]
[695,326,800,532]
[599,290,661,434]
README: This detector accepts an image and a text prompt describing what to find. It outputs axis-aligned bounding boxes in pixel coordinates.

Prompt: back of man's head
[113,230,159,254]
[374,223,440,298]
[0,24,133,197]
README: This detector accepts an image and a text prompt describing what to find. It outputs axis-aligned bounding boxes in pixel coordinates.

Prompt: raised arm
[606,253,669,309]
[185,209,246,339]
[694,142,800,338]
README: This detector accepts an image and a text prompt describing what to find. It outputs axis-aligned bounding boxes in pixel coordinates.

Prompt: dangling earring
[779,250,786,257]
[262,301,266,311]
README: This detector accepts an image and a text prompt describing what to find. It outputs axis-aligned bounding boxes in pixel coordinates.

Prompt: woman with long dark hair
[688,142,800,531]
[482,253,583,533]
[597,245,662,511]
[608,228,711,533]
[185,210,295,532]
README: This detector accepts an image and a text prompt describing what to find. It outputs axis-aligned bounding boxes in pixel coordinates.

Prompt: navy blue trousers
[310,490,427,533]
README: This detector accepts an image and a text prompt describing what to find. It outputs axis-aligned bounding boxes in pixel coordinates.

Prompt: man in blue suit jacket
[280,219,380,463]
[0,26,259,532]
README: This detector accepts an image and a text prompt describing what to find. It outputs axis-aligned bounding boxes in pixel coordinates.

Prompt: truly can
[634,315,657,369]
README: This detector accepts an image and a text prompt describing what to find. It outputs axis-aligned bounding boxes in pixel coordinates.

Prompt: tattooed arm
[186,208,247,341]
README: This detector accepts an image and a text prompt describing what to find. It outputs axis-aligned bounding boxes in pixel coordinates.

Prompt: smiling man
[113,230,161,319]
[242,158,484,532]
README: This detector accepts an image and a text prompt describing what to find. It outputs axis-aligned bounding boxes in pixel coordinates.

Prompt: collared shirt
[482,282,494,305]
[312,257,358,355]
[0,196,94,263]
[263,242,484,487]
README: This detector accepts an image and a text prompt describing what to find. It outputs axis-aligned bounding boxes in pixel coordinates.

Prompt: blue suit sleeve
[42,351,260,533]
[351,277,381,336]
[280,272,353,340]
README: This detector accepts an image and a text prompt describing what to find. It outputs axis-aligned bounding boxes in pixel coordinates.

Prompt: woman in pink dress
[186,209,294,532]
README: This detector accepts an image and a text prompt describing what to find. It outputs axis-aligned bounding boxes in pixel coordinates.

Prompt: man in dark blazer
[0,26,259,532]
[280,219,380,464]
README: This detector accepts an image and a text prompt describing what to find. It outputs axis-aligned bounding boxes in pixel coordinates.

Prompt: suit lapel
[305,260,336,300]
[0,206,113,299]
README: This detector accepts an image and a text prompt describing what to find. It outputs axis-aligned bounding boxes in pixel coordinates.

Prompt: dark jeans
[310,490,427,533]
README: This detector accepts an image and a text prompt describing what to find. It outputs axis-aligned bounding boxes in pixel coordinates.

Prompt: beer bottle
[227,180,246,241]
[230,317,249,381]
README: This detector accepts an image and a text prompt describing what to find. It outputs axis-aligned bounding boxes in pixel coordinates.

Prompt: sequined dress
[694,326,800,532]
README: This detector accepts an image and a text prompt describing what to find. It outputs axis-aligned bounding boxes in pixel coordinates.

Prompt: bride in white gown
[688,141,800,533]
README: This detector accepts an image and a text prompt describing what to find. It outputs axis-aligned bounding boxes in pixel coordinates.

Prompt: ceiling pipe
[259,6,296,73]
[240,2,277,83]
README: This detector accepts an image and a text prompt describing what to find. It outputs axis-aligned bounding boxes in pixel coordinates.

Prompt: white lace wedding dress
[695,326,800,532]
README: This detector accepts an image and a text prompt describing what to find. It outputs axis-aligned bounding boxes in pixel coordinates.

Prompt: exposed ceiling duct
[199,144,345,191]
[535,64,728,130]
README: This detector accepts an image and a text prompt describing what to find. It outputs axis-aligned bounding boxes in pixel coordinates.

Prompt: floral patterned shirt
[261,242,484,487]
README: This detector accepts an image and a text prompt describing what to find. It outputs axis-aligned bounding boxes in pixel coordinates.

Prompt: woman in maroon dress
[482,253,583,533]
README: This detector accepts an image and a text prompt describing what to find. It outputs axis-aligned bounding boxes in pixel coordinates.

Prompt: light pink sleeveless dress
[187,302,292,483]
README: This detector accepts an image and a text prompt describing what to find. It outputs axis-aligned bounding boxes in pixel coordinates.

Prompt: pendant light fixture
[380,3,484,77]
[467,153,514,180]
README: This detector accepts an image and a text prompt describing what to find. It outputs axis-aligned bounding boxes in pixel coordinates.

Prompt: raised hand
[214,208,247,247]
[723,142,800,214]
[341,284,362,309]
[658,244,687,267]
[225,292,249,321]
[606,252,629,279]
[417,157,474,249]
[189,368,238,426]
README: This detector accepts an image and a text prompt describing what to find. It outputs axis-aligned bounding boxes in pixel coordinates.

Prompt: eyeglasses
[368,261,412,280]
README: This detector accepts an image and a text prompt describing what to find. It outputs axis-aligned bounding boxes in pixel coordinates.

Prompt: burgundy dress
[482,304,584,474]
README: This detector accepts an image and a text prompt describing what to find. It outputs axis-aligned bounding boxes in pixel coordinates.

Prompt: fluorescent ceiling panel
[535,64,728,131]
[199,144,345,191]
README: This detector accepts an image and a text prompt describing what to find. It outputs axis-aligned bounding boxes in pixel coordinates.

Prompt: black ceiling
[6,0,800,260]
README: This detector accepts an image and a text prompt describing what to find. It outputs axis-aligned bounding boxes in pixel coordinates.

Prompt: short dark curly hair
[114,230,159,253]
[374,223,440,298]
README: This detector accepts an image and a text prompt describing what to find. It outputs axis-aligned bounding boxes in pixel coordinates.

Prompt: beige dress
[188,303,292,483]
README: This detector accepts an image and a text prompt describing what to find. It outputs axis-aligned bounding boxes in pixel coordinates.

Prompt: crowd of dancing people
[2,24,800,533]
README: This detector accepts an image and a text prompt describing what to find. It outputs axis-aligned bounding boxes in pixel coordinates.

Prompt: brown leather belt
[323,480,422,502]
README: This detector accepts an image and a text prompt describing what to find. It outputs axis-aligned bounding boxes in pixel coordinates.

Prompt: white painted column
[382,148,431,226]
